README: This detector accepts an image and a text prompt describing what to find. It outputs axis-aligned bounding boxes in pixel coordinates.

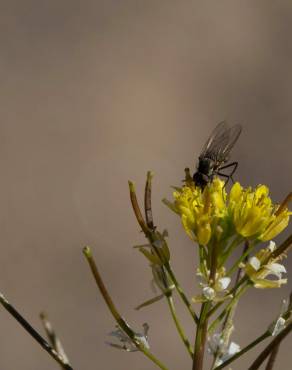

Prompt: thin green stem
[207,276,248,319]
[199,245,208,276]
[208,284,248,334]
[219,236,243,267]
[166,295,193,358]
[211,242,250,367]
[164,262,199,324]
[192,302,210,370]
[83,246,168,370]
[213,331,270,370]
[226,242,255,277]
[0,293,73,370]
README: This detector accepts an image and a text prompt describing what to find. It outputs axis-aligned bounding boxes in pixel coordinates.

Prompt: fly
[193,121,242,189]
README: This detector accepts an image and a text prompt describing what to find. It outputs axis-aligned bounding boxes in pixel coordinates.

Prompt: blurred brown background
[0,1,291,369]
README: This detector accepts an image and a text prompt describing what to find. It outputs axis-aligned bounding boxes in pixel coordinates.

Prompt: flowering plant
[0,171,291,370]
[85,170,291,370]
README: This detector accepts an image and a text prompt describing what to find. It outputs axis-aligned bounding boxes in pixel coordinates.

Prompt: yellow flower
[229,183,291,240]
[170,178,228,246]
[164,177,290,246]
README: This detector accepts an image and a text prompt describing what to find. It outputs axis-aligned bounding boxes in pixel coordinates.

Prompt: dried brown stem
[0,293,73,370]
[265,344,280,370]
[40,312,70,369]
[128,181,149,235]
[248,321,292,370]
[144,171,154,230]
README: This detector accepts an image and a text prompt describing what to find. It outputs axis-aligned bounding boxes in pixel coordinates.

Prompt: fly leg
[217,172,231,188]
[218,161,238,183]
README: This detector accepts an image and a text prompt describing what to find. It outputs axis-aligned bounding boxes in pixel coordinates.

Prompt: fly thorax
[198,158,214,176]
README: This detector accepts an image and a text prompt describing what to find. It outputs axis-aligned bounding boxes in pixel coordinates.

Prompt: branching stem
[0,293,73,370]
[83,247,168,370]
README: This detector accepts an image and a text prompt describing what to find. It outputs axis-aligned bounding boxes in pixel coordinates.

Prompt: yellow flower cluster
[229,183,290,241]
[165,178,290,246]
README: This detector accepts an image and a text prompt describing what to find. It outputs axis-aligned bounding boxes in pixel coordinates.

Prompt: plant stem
[219,236,243,267]
[269,233,292,261]
[265,344,280,370]
[248,321,292,370]
[208,284,248,334]
[226,241,255,277]
[207,276,248,319]
[83,246,169,370]
[40,312,71,369]
[164,262,199,324]
[144,171,155,230]
[192,302,210,370]
[265,291,292,369]
[213,331,270,370]
[166,295,193,358]
[0,293,73,370]
[129,174,199,325]
[211,242,250,367]
[128,181,150,235]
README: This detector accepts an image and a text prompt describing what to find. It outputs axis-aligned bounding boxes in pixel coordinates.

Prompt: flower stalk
[0,293,73,370]
[265,344,280,370]
[83,246,168,370]
[166,295,193,357]
[213,331,270,369]
[248,321,292,370]
[40,312,70,369]
[129,176,199,324]
[192,302,210,370]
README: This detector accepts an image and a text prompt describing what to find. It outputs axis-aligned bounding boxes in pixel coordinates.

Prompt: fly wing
[200,121,242,164]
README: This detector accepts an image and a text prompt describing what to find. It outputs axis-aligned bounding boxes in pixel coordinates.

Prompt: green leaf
[135,294,165,310]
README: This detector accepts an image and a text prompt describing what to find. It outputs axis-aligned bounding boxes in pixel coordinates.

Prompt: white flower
[249,257,261,271]
[208,333,240,366]
[267,240,276,252]
[243,242,288,289]
[106,323,150,352]
[270,317,286,336]
[215,341,241,366]
[202,286,216,300]
[265,263,286,279]
[268,298,291,336]
[207,333,224,354]
[193,267,232,303]
[216,277,231,291]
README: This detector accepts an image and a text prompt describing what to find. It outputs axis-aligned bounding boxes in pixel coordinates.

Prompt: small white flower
[202,286,216,300]
[265,263,287,279]
[228,342,241,355]
[193,267,231,303]
[217,277,231,291]
[215,341,241,366]
[244,243,288,289]
[107,323,150,352]
[271,317,286,336]
[267,240,276,252]
[268,298,291,336]
[207,333,224,354]
[249,257,261,271]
